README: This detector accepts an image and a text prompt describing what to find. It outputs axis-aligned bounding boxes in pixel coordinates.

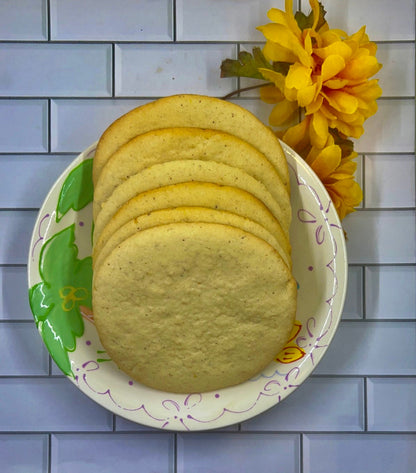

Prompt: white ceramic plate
[28,141,347,431]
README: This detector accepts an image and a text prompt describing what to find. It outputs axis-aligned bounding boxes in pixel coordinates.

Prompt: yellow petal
[310,111,329,149]
[287,320,302,342]
[285,63,313,89]
[314,41,353,61]
[327,179,363,220]
[321,28,347,46]
[361,41,378,56]
[297,83,318,107]
[262,40,298,63]
[304,30,313,56]
[321,55,346,82]
[340,54,382,80]
[258,68,286,91]
[324,78,349,89]
[320,103,338,120]
[282,117,311,150]
[331,119,364,139]
[284,0,302,39]
[309,0,321,31]
[348,25,368,44]
[311,145,342,179]
[257,23,296,49]
[323,90,358,114]
[345,80,382,101]
[276,346,306,363]
[269,100,299,126]
[260,84,285,104]
[267,7,290,26]
[306,94,324,115]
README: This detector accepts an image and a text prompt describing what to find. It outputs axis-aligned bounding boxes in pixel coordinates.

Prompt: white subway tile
[176,0,281,41]
[315,321,416,375]
[367,378,416,431]
[51,433,174,472]
[364,154,415,208]
[303,434,416,473]
[50,0,173,41]
[0,267,33,320]
[356,99,415,154]
[50,99,148,152]
[0,434,48,473]
[0,155,75,208]
[241,377,364,431]
[0,44,112,97]
[0,211,38,265]
[0,378,113,431]
[0,323,49,375]
[365,266,416,319]
[343,266,363,319]
[343,210,416,264]
[177,433,299,473]
[0,100,48,153]
[114,43,237,97]
[376,42,415,97]
[0,0,47,40]
[324,0,415,41]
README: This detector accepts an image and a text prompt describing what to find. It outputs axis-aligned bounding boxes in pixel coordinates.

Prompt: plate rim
[27,140,348,431]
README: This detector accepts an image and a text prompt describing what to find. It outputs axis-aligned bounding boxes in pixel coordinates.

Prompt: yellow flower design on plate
[276,320,306,363]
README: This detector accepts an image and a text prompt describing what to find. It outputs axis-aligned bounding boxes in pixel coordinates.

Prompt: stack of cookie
[91,94,297,393]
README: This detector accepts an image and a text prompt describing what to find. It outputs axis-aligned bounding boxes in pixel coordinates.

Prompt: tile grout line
[46,0,51,42]
[363,377,369,432]
[173,432,178,473]
[362,265,367,320]
[111,43,116,97]
[172,0,177,42]
[299,433,304,473]
[47,432,52,473]
[47,98,51,154]
[361,153,366,209]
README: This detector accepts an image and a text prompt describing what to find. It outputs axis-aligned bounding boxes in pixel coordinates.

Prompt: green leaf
[56,158,93,222]
[295,1,327,31]
[41,319,73,376]
[220,47,273,80]
[272,61,292,76]
[330,128,355,158]
[29,225,93,377]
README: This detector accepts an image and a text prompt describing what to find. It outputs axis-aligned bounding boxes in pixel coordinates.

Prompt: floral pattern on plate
[28,141,347,431]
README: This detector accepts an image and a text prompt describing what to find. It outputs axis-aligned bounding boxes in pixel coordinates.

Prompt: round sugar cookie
[92,182,291,263]
[93,159,291,245]
[93,127,289,220]
[92,94,289,190]
[92,222,297,393]
[93,206,292,271]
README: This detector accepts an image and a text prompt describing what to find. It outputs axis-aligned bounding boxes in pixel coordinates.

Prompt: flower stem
[222,82,272,100]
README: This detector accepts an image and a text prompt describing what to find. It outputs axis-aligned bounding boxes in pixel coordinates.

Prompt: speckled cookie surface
[92,182,290,263]
[93,159,290,245]
[93,206,291,271]
[93,127,289,220]
[92,94,289,190]
[92,222,297,393]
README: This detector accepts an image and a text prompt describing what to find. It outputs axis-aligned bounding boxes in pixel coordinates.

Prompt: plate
[28,140,347,431]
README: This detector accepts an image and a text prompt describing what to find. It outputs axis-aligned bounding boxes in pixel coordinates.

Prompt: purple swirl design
[31,213,50,261]
[46,148,346,431]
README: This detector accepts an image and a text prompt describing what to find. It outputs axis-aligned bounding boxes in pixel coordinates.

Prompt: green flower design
[56,158,93,222]
[29,224,93,377]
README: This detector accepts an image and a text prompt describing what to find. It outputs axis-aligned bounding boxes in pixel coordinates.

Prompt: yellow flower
[305,136,363,220]
[257,0,382,148]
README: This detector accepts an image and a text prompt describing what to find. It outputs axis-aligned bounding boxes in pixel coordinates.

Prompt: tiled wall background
[0,0,415,472]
